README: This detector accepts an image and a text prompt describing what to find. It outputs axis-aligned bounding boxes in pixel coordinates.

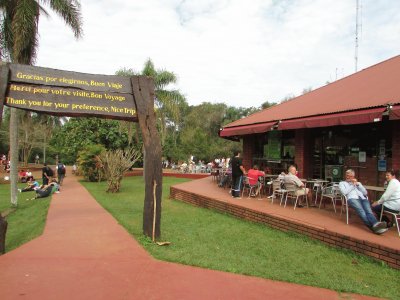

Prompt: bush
[77,144,105,182]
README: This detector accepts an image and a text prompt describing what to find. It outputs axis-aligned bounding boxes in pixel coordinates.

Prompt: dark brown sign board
[0,63,163,239]
[4,64,137,121]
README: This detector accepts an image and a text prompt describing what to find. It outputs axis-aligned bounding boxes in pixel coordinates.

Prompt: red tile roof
[224,55,400,128]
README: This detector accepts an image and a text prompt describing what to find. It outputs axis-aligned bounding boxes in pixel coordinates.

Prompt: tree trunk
[10,107,18,206]
[131,76,162,239]
[0,78,7,267]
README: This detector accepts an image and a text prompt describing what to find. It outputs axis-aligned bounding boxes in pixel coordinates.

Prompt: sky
[36,0,400,108]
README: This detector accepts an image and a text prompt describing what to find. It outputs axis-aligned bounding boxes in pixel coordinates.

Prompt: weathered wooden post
[131,76,163,238]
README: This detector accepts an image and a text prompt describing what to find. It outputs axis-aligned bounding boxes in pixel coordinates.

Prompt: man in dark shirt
[231,150,246,198]
[42,163,52,185]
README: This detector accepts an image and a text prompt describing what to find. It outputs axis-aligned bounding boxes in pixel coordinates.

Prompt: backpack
[47,167,54,177]
[58,164,66,175]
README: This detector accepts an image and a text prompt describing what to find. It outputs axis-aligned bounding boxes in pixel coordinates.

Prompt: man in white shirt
[339,169,387,234]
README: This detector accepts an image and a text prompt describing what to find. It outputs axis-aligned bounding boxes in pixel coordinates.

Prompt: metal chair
[380,205,400,237]
[283,181,308,210]
[271,179,286,204]
[319,183,342,213]
[312,180,325,205]
[241,176,258,198]
[340,194,351,224]
[256,176,265,199]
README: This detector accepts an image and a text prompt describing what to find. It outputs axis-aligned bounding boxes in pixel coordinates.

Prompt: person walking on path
[57,161,66,186]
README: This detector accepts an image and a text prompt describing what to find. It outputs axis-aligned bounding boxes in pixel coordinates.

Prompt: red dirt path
[0,175,379,300]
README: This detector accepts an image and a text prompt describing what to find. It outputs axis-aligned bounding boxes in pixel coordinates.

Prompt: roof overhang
[277,107,386,130]
[219,121,277,138]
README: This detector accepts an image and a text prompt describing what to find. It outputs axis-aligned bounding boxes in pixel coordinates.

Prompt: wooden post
[131,76,163,238]
[0,214,7,254]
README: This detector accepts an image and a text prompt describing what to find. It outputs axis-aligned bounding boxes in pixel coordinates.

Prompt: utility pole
[355,0,362,72]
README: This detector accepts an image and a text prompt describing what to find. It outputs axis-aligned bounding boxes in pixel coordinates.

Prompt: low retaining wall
[125,170,209,179]
[170,187,400,270]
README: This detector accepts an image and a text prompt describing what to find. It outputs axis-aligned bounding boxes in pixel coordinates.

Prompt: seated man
[18,178,40,193]
[339,169,387,234]
[371,170,400,228]
[247,165,265,196]
[284,165,310,207]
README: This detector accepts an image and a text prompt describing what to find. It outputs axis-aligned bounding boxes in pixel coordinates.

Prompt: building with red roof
[219,55,400,185]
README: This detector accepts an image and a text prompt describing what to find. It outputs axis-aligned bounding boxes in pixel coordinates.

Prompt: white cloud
[36,0,400,108]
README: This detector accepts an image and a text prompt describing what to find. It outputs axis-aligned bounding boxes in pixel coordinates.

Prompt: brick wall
[171,186,400,270]
[242,135,255,170]
[294,129,312,178]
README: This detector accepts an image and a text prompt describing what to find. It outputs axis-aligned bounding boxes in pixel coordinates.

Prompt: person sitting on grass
[18,178,40,193]
[247,165,265,197]
[18,169,27,183]
[26,179,59,201]
[26,169,34,181]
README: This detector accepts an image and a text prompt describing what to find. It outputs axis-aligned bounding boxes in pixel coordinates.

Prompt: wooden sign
[4,64,137,121]
[1,63,163,240]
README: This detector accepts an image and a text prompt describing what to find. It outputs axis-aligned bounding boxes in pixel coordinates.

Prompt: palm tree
[0,0,82,206]
[116,59,187,146]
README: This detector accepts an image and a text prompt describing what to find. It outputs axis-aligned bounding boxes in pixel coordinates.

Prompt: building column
[392,121,400,170]
[242,135,255,171]
[294,129,312,178]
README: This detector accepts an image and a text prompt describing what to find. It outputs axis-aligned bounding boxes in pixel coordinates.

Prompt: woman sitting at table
[247,165,265,196]
[371,170,400,228]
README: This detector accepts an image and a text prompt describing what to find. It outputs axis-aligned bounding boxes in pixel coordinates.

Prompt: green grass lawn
[82,176,400,300]
[0,183,51,252]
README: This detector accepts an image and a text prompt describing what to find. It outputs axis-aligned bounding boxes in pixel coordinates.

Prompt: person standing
[339,169,387,234]
[57,161,66,186]
[231,151,246,198]
[35,154,40,164]
[42,163,53,185]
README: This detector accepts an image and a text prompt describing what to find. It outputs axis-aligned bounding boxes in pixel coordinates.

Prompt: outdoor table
[364,185,385,201]
[300,179,329,206]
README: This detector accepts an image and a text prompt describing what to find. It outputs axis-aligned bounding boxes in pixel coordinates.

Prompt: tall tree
[0,0,83,206]
[116,59,187,146]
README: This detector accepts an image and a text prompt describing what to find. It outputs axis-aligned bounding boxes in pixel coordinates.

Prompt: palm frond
[48,0,83,38]
[115,67,137,76]
[142,58,157,78]
[156,70,177,89]
[12,0,38,64]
